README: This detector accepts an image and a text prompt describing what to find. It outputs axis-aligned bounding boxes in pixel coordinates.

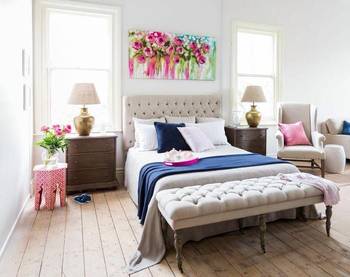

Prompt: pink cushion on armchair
[278,121,311,146]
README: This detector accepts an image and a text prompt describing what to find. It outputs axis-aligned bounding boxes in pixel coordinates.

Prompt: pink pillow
[177,127,215,152]
[278,121,311,146]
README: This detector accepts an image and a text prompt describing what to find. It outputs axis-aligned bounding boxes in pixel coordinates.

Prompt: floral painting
[128,30,216,80]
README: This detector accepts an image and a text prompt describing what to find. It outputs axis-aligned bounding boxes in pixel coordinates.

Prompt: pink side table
[33,163,67,210]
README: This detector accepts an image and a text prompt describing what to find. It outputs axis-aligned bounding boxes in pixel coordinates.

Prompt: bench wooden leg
[161,216,168,249]
[259,214,266,253]
[238,219,244,234]
[326,206,332,237]
[174,230,183,273]
[321,159,325,178]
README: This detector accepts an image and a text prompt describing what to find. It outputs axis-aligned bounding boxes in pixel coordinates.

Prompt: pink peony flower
[202,43,210,53]
[55,128,63,136]
[176,46,184,55]
[64,124,72,134]
[132,41,143,50]
[136,55,146,64]
[173,55,180,64]
[189,42,197,51]
[52,124,60,130]
[197,55,206,64]
[173,37,183,46]
[143,47,154,57]
[166,46,174,55]
[146,33,155,43]
[41,125,49,132]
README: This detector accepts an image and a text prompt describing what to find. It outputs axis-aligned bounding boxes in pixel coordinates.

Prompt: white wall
[221,0,350,154]
[0,0,33,255]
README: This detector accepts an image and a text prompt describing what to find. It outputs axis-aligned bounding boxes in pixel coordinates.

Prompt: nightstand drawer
[68,138,115,154]
[67,152,114,170]
[235,133,266,144]
[68,168,115,185]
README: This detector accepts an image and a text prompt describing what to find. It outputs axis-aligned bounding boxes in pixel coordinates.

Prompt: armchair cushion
[278,121,311,146]
[278,145,325,160]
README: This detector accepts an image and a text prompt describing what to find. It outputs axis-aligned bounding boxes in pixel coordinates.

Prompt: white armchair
[276,104,326,177]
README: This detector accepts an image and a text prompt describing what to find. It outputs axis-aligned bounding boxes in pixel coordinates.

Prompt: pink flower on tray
[41,125,49,132]
[173,36,183,46]
[137,55,146,64]
[197,55,206,64]
[143,47,154,57]
[132,41,143,50]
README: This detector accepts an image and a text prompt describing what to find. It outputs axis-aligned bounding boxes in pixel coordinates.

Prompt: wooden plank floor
[1,178,350,276]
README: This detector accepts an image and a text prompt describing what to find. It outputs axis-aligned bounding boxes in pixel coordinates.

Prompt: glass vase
[42,150,58,166]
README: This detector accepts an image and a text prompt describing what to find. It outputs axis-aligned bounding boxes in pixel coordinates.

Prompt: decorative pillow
[278,121,311,146]
[134,122,158,151]
[326,118,343,135]
[177,127,215,152]
[154,122,191,153]
[133,117,166,147]
[165,116,196,124]
[196,117,222,123]
[186,119,228,145]
[342,120,350,135]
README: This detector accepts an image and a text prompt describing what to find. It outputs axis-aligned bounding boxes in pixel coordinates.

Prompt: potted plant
[36,124,71,166]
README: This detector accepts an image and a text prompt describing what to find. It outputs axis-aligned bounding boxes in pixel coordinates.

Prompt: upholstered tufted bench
[156,175,333,273]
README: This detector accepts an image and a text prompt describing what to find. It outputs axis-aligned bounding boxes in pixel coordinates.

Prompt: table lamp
[241,86,266,128]
[68,83,100,136]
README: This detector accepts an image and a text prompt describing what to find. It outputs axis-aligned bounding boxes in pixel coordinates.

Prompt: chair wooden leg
[174,230,183,273]
[258,214,267,253]
[326,206,332,237]
[321,159,325,178]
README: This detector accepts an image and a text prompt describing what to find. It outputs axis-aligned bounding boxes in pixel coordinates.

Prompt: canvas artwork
[128,30,216,80]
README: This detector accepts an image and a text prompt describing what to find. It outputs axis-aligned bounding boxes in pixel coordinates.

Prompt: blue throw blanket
[137,153,289,224]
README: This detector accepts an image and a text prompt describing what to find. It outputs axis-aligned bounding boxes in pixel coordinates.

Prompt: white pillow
[187,120,228,145]
[133,117,165,148]
[326,118,343,135]
[196,117,222,123]
[134,122,158,151]
[177,127,215,152]
[166,116,196,124]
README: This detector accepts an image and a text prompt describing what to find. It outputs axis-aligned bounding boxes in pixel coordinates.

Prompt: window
[34,1,121,132]
[233,23,280,124]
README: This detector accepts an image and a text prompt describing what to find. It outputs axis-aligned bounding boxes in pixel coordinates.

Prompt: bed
[122,95,318,273]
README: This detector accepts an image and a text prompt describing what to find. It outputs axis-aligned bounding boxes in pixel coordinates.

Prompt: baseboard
[0,193,30,259]
[116,167,124,186]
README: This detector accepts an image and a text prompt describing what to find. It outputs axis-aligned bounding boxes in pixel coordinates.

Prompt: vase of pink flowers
[36,124,71,166]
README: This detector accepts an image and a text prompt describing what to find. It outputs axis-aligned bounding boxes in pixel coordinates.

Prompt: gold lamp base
[245,105,261,128]
[73,107,95,136]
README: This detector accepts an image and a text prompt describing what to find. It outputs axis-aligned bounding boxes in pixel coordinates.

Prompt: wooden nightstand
[225,127,267,155]
[65,133,118,193]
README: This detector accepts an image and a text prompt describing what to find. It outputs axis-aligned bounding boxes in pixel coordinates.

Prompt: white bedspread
[125,145,317,273]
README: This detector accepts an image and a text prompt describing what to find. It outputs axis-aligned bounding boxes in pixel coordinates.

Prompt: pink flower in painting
[132,41,143,50]
[137,55,146,64]
[197,55,206,64]
[146,33,155,43]
[153,31,162,38]
[156,36,166,46]
[202,43,210,53]
[41,125,49,132]
[194,48,202,57]
[189,42,197,51]
[176,46,184,55]
[166,46,174,55]
[143,47,154,57]
[174,55,180,64]
[173,37,183,46]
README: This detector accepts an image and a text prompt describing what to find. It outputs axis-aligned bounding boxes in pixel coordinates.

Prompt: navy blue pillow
[342,120,350,135]
[154,122,191,153]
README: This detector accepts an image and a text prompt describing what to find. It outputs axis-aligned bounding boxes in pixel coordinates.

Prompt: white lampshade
[241,86,266,103]
[68,83,101,105]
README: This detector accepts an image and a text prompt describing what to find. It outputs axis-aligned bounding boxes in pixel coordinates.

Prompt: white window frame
[33,0,122,133]
[232,21,282,125]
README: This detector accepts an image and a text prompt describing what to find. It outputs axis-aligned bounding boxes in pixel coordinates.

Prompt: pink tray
[163,157,199,166]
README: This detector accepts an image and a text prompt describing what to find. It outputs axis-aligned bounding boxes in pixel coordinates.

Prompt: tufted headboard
[123,95,222,150]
